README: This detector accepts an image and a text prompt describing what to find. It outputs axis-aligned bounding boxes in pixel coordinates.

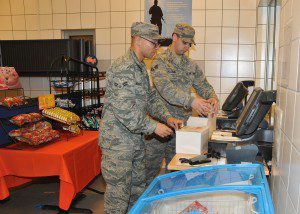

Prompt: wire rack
[146,191,259,214]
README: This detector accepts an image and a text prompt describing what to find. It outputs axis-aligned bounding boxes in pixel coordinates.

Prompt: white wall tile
[12,15,26,30]
[52,0,66,13]
[66,0,80,13]
[221,61,237,77]
[26,30,39,39]
[206,0,222,10]
[38,0,52,14]
[281,135,292,189]
[257,7,268,25]
[289,39,300,91]
[111,0,125,11]
[81,13,96,28]
[206,10,222,26]
[277,178,288,214]
[239,45,255,61]
[30,90,50,98]
[111,44,126,60]
[238,61,255,77]
[205,27,221,43]
[192,0,205,9]
[222,44,238,60]
[222,10,239,27]
[40,15,53,30]
[190,44,205,60]
[96,12,110,28]
[95,0,110,12]
[223,0,239,9]
[10,0,25,15]
[194,27,205,44]
[222,27,238,44]
[293,93,300,151]
[13,30,27,39]
[24,0,38,14]
[240,0,256,10]
[111,12,125,28]
[25,15,38,30]
[0,0,11,15]
[96,28,110,44]
[126,27,131,44]
[239,10,256,27]
[205,61,221,77]
[257,25,267,43]
[255,61,266,79]
[67,13,81,29]
[111,28,126,44]
[287,147,300,210]
[291,0,300,40]
[126,0,140,11]
[256,42,267,61]
[192,10,205,26]
[126,11,141,28]
[81,0,95,13]
[239,28,256,44]
[285,194,297,214]
[207,77,220,93]
[221,77,237,93]
[0,16,12,30]
[53,30,61,39]
[53,14,67,29]
[96,44,110,60]
[205,44,221,60]
[19,77,30,90]
[40,30,53,39]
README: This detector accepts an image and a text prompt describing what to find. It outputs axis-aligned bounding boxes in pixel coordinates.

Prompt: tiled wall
[1,0,265,108]
[271,0,300,213]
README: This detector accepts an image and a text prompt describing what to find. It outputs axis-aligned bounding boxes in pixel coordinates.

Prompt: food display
[42,107,80,125]
[8,121,60,146]
[63,124,81,135]
[179,200,208,214]
[53,80,75,88]
[10,112,42,126]
[55,98,75,108]
[0,96,24,107]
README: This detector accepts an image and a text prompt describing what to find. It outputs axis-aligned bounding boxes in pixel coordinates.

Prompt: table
[0,130,101,211]
[167,153,269,176]
[167,153,226,171]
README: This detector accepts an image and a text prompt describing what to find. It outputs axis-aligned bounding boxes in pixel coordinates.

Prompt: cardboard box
[176,126,209,155]
[0,88,24,99]
[187,116,216,137]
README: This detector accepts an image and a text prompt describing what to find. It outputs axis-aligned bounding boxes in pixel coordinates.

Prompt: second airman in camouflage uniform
[145,23,219,184]
[99,22,182,214]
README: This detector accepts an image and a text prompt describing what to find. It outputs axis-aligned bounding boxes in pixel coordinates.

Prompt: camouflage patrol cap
[173,23,195,45]
[131,22,162,40]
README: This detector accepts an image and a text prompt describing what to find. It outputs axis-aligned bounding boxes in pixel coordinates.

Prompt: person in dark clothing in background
[149,0,164,35]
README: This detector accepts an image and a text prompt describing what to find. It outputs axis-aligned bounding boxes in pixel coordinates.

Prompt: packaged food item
[63,124,81,135]
[55,98,75,108]
[0,96,23,107]
[10,112,42,126]
[42,107,80,124]
[179,200,208,214]
[8,121,60,146]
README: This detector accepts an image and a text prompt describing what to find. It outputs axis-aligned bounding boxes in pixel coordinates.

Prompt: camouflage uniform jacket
[151,48,217,122]
[99,49,172,151]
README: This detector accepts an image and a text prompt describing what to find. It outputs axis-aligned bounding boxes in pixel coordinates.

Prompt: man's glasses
[141,36,160,48]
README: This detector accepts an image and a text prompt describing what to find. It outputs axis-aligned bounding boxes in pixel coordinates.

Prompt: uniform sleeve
[151,60,194,109]
[147,87,172,122]
[193,64,218,100]
[109,68,158,135]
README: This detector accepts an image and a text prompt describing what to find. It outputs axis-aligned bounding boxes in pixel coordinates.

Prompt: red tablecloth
[0,130,101,211]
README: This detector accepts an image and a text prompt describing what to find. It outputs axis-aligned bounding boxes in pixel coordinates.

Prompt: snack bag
[179,200,208,214]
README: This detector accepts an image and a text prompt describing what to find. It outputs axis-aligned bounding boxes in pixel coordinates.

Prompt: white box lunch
[176,126,209,155]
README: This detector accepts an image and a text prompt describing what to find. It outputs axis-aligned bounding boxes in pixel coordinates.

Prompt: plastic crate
[130,186,271,214]
[130,164,274,214]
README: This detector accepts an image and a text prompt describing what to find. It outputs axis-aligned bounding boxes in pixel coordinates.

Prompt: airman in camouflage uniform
[99,22,183,214]
[145,23,219,184]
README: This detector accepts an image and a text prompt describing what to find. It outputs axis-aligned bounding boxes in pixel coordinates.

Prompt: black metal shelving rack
[49,56,104,118]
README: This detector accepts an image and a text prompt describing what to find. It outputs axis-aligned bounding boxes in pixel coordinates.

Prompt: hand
[191,97,212,116]
[154,123,173,138]
[167,117,184,130]
[207,97,219,114]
